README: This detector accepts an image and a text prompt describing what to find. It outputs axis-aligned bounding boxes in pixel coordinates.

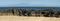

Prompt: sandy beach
[0,16,60,21]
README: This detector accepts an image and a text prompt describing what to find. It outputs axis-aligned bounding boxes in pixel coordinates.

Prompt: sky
[0,0,60,7]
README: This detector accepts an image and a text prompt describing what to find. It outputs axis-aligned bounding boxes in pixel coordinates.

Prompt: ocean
[0,7,60,10]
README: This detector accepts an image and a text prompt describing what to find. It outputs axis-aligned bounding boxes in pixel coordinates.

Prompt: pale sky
[0,0,60,7]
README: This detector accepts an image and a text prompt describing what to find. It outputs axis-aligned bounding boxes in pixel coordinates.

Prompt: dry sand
[0,16,60,21]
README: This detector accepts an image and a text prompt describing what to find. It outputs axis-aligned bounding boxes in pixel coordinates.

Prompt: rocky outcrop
[0,9,60,18]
